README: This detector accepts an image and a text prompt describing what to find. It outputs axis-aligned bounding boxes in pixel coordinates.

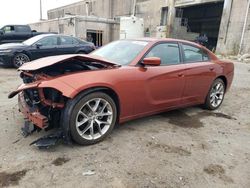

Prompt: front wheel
[13,53,30,68]
[66,92,117,145]
[204,78,225,110]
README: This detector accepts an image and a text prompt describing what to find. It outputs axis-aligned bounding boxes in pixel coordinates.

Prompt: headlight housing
[0,49,12,53]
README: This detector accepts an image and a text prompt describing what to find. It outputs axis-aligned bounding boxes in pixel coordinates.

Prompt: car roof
[37,34,81,39]
[35,33,56,37]
[32,33,77,37]
[131,37,201,46]
[129,37,217,58]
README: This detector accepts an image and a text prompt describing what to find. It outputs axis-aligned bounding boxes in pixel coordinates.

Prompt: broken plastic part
[21,121,35,137]
[30,130,64,149]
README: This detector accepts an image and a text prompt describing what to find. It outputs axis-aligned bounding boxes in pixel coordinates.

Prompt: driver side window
[37,36,58,47]
[145,43,180,65]
[3,26,15,33]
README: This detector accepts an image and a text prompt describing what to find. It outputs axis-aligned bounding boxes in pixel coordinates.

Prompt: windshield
[91,40,149,65]
[23,35,53,46]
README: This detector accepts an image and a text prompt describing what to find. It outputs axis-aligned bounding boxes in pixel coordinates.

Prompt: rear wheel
[204,78,225,110]
[67,92,117,145]
[13,53,30,68]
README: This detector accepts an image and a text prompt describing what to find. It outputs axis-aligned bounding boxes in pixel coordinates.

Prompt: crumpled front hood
[19,54,119,71]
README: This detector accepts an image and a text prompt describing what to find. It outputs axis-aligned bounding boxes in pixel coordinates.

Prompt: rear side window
[145,43,180,65]
[203,51,209,61]
[182,44,209,62]
[60,36,79,45]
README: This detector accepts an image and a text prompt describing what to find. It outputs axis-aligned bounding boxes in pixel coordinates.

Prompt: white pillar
[166,0,175,38]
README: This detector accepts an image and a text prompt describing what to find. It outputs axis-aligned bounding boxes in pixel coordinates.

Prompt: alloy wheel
[209,82,225,108]
[75,98,113,140]
[13,54,30,67]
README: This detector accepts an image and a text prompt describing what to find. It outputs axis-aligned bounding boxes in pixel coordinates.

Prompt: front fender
[38,79,76,98]
[65,82,117,98]
[8,79,76,99]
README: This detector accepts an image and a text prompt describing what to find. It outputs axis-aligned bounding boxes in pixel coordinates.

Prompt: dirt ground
[0,61,249,188]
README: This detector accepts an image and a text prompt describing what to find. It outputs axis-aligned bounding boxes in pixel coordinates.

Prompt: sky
[0,0,81,28]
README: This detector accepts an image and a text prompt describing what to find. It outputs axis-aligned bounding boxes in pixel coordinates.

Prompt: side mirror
[35,43,42,48]
[142,57,161,66]
[0,30,3,35]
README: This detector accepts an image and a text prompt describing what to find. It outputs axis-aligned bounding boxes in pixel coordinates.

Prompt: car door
[29,36,59,60]
[180,43,217,105]
[15,25,31,41]
[133,42,186,115]
[57,36,79,55]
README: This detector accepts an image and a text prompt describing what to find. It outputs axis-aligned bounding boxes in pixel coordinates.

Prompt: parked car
[0,25,56,44]
[0,34,95,67]
[9,38,234,146]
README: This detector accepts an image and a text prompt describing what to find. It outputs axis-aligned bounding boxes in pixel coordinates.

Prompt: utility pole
[166,0,175,38]
[132,0,137,16]
[239,0,250,55]
[40,0,43,20]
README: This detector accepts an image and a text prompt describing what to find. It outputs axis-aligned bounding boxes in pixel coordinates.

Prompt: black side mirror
[0,30,3,35]
[35,43,42,49]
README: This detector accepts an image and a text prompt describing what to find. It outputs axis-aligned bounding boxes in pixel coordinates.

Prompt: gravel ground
[0,61,249,188]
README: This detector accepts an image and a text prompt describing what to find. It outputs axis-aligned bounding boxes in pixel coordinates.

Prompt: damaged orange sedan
[9,38,234,147]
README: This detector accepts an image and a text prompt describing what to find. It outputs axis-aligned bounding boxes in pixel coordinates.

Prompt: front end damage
[8,54,118,148]
[11,74,70,148]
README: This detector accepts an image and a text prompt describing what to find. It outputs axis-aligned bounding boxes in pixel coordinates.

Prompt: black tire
[64,92,117,145]
[204,78,225,110]
[13,53,30,68]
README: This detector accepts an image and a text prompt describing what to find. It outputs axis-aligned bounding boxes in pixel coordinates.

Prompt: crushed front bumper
[18,91,48,129]
[18,91,70,148]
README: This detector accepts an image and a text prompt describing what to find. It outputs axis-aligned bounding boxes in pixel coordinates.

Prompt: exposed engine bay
[21,58,109,80]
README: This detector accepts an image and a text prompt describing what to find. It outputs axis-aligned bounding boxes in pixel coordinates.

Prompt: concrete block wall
[47,0,134,20]
[136,0,168,37]
[111,0,134,17]
[75,18,114,43]
[175,0,224,7]
[48,1,87,19]
[216,0,250,55]
[30,20,61,33]
[29,17,119,45]
[48,0,111,19]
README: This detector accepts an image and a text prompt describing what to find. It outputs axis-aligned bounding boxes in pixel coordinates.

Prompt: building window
[160,7,168,26]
